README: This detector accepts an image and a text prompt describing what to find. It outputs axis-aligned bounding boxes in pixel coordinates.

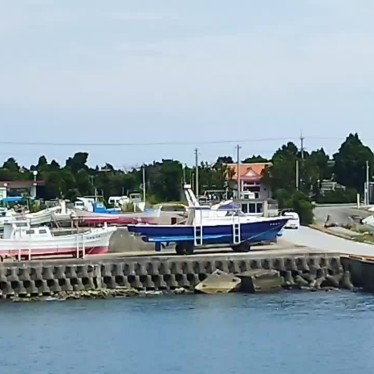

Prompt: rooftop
[225,162,272,182]
[0,180,46,188]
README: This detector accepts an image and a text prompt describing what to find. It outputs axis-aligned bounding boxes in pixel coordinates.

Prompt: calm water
[1,291,374,373]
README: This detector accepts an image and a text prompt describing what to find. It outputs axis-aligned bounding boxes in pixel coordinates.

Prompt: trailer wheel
[175,243,194,255]
[232,242,251,252]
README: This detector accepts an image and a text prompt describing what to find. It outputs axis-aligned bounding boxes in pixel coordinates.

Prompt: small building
[225,162,272,200]
[319,179,346,196]
[0,180,46,200]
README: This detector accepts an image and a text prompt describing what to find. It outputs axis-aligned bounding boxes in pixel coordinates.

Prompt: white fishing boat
[0,220,117,260]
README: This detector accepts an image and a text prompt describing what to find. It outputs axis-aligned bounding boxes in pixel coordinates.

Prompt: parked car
[281,210,300,229]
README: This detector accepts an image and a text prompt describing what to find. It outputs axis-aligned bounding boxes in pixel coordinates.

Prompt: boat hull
[127,218,288,246]
[0,227,117,258]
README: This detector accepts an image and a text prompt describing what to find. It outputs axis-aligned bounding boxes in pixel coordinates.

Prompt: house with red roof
[225,162,272,200]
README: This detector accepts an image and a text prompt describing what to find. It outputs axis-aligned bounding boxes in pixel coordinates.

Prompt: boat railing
[7,233,87,262]
[193,209,204,246]
[191,206,243,247]
[76,234,86,259]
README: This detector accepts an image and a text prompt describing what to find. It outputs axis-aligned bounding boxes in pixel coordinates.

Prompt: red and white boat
[72,207,159,226]
[0,220,117,260]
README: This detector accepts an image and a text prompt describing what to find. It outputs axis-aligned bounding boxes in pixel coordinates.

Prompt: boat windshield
[224,209,245,217]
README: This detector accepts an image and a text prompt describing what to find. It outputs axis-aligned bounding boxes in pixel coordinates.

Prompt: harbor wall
[341,256,374,292]
[0,252,353,298]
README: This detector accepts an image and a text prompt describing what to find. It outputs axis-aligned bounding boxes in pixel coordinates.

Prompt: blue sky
[1,0,374,169]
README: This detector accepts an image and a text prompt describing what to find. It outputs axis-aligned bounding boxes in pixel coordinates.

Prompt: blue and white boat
[127,205,289,255]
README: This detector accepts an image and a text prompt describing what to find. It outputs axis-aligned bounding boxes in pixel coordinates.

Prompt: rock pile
[10,287,193,302]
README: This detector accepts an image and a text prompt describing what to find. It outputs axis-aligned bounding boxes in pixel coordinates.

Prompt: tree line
[0,133,372,214]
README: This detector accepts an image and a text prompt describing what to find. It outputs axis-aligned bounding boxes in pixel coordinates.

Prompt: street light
[33,170,38,183]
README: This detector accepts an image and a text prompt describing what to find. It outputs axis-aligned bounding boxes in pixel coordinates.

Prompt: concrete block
[42,266,54,280]
[25,280,39,295]
[134,263,147,276]
[238,269,282,293]
[195,270,241,294]
[272,258,285,271]
[341,271,354,290]
[30,266,43,281]
[295,257,310,271]
[18,268,31,281]
[47,279,62,293]
[60,278,74,292]
[53,266,66,279]
[123,262,136,276]
[65,266,77,279]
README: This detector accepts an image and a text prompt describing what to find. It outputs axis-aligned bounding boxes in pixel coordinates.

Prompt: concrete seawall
[0,251,351,298]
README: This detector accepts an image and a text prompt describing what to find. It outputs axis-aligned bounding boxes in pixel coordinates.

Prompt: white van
[108,196,130,208]
[283,211,300,229]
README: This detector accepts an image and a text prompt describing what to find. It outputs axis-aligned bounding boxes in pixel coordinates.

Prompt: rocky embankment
[10,287,191,302]
[8,268,357,302]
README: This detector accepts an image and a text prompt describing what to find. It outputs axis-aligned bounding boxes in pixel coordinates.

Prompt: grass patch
[352,234,374,243]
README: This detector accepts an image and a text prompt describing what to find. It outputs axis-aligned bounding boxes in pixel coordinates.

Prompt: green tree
[37,156,48,169]
[333,133,374,191]
[65,152,89,174]
[242,155,268,163]
[215,156,234,164]
[263,142,299,191]
[275,189,314,225]
[146,160,183,201]
[2,157,19,172]
[309,148,330,180]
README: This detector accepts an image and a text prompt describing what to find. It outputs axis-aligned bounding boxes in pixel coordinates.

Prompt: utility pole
[366,160,370,205]
[300,131,305,160]
[194,148,199,196]
[142,165,146,203]
[299,131,305,189]
[182,164,186,184]
[236,144,242,199]
[296,159,299,190]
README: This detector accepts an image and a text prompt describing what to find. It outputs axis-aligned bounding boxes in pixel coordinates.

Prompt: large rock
[237,269,282,293]
[109,228,155,252]
[195,270,241,294]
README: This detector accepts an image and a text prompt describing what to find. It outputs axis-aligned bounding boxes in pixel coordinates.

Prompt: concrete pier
[0,250,352,299]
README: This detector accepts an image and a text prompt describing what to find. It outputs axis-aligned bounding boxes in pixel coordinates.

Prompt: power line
[0,135,371,147]
[0,137,298,147]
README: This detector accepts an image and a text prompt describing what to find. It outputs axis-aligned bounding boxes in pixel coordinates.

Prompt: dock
[0,223,373,300]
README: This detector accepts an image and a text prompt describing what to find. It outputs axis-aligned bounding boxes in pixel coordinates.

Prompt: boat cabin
[186,206,246,225]
[3,220,52,240]
[0,207,12,218]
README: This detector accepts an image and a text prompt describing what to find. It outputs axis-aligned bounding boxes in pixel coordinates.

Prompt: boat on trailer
[127,205,289,255]
[0,220,117,260]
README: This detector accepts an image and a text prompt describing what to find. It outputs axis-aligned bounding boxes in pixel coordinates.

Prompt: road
[313,205,370,226]
[283,226,374,257]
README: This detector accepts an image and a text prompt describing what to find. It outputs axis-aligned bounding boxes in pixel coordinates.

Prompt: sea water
[1,291,374,374]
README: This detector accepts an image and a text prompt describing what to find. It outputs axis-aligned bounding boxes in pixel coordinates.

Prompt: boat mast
[194,148,199,197]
